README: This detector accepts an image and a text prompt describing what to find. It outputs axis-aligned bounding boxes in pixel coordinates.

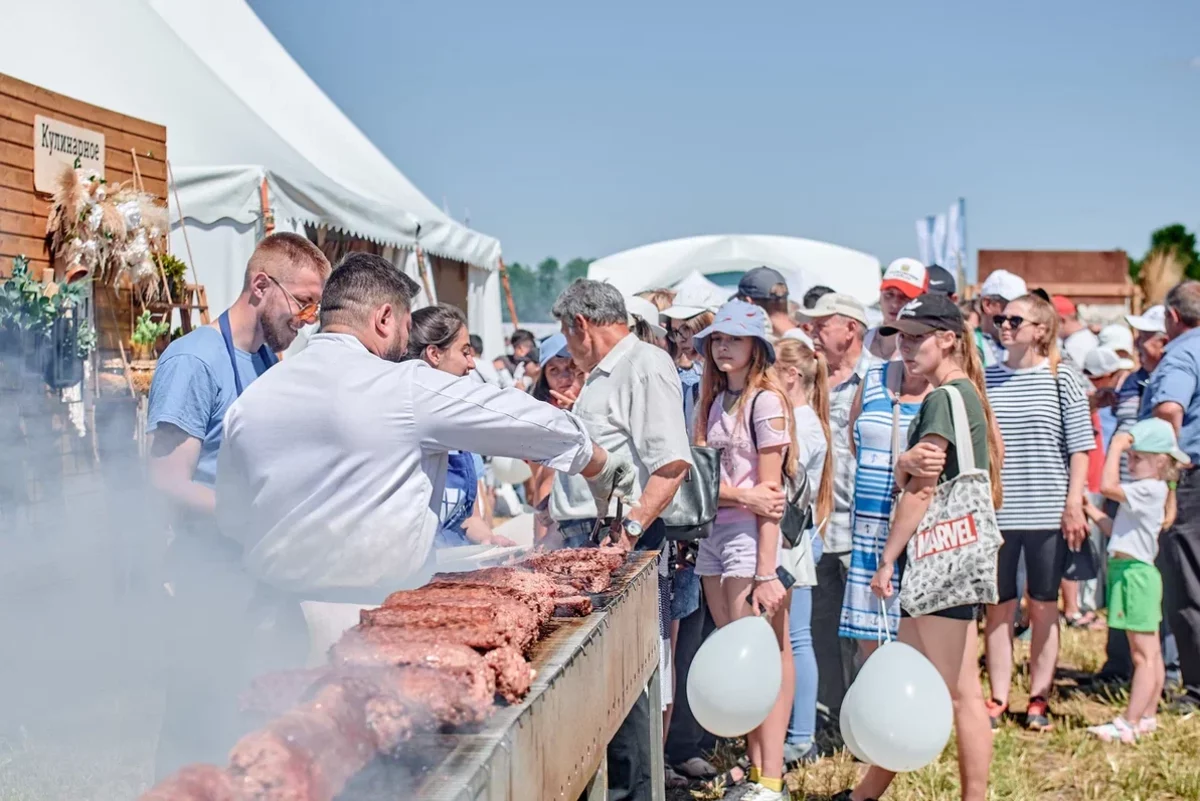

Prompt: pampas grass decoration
[100,200,127,243]
[1139,247,1186,307]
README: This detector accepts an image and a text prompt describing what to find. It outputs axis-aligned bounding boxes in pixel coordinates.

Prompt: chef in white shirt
[215,254,634,643]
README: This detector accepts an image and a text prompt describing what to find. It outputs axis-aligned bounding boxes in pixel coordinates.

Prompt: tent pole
[498,257,519,328]
[260,177,275,236]
[415,245,436,305]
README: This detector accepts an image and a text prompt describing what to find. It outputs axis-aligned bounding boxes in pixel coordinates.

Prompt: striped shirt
[986,360,1094,530]
[826,349,880,553]
[1115,368,1151,482]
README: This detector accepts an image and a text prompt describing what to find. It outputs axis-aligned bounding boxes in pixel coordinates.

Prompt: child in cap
[1083,418,1190,743]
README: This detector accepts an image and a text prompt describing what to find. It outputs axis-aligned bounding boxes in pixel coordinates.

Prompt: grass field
[683,625,1200,801]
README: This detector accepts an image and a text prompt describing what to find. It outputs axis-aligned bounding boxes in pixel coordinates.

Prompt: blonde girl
[774,333,834,765]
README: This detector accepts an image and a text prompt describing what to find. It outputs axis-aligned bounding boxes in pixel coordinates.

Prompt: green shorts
[1107,558,1163,633]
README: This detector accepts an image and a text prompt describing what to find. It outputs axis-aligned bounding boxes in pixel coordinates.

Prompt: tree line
[502,257,591,322]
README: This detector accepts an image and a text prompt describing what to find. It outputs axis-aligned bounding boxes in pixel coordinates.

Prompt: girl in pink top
[692,299,798,801]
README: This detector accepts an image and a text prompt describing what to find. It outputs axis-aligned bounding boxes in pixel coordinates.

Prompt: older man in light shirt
[551,278,693,801]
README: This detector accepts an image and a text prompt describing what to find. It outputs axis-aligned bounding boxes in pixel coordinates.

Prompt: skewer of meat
[137,764,240,801]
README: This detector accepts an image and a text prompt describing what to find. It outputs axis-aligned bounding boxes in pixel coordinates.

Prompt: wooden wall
[977,250,1134,305]
[0,72,167,280]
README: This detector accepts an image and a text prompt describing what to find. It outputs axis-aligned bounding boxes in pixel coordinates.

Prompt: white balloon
[839,681,872,765]
[687,616,782,737]
[847,641,952,772]
[491,456,532,485]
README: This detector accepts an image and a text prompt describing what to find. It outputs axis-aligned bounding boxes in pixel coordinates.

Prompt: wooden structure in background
[0,73,168,353]
[975,250,1141,311]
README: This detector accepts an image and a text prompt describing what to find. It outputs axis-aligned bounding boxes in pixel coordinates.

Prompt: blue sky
[248,0,1199,273]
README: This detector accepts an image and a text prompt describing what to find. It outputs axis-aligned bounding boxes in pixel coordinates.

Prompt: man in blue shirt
[147,232,331,777]
[1145,282,1200,712]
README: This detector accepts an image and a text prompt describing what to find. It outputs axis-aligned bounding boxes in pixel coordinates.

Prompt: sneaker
[1087,716,1137,744]
[1137,716,1158,736]
[1025,696,1053,731]
[985,698,1008,730]
[740,785,786,801]
[831,791,877,801]
[783,740,819,769]
[1166,694,1200,716]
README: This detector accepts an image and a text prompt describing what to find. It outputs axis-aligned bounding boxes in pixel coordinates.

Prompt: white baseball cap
[662,276,726,320]
[781,327,816,350]
[1126,305,1167,334]
[1098,323,1135,355]
[624,295,668,338]
[979,270,1028,302]
[797,292,869,327]
[880,258,929,299]
[1083,347,1135,378]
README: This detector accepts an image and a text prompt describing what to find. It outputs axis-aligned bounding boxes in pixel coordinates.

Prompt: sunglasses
[992,314,1029,330]
[268,275,319,325]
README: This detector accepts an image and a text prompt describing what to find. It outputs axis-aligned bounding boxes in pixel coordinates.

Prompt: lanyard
[218,311,278,397]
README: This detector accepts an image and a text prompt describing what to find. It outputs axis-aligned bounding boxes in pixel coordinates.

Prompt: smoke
[0,334,192,800]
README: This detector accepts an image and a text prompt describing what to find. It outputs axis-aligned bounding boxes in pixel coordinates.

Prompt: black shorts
[997,529,1067,603]
[896,552,980,620]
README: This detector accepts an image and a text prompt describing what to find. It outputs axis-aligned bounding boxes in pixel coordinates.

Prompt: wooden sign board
[0,72,167,280]
[32,114,105,193]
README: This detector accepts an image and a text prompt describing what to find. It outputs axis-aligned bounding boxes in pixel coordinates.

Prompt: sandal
[1064,611,1102,630]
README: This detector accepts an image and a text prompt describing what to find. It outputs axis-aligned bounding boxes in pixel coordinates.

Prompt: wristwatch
[622,519,644,541]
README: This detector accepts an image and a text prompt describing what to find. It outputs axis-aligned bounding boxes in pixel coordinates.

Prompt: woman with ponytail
[981,293,1093,733]
[775,333,835,765]
[842,294,1000,801]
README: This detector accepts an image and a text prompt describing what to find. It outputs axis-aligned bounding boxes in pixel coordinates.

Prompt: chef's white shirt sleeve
[412,367,594,474]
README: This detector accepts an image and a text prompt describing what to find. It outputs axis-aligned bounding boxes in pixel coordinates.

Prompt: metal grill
[339,551,663,801]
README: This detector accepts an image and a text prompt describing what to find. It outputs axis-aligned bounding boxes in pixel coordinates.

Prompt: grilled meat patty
[138,764,239,801]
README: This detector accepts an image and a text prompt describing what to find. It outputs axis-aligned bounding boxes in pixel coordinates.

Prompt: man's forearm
[630,463,689,526]
[154,477,217,515]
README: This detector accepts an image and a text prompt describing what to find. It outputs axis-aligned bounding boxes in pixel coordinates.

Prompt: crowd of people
[144,232,1200,801]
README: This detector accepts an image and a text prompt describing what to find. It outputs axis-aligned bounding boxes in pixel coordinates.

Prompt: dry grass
[683,625,1200,801]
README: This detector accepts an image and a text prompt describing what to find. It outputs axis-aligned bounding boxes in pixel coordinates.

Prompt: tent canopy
[148,0,501,270]
[589,234,882,306]
[1,0,499,270]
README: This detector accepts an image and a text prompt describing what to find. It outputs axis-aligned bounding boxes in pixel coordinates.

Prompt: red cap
[1051,295,1076,317]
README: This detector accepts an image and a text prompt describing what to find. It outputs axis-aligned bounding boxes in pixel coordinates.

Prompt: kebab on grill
[139,549,626,801]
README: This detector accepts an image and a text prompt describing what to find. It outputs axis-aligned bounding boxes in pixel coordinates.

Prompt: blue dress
[839,362,921,640]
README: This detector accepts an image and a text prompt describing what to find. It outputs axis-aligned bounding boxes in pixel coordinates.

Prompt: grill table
[341,551,664,801]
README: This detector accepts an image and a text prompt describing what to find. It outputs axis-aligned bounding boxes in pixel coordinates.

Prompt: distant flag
[916,216,936,266]
[932,214,948,266]
[946,198,968,283]
[915,198,969,283]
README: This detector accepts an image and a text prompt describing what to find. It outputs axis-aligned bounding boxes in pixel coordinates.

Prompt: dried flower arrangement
[45,163,170,298]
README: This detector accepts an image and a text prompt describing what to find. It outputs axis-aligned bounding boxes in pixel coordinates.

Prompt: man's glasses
[268,275,319,325]
[992,315,1028,330]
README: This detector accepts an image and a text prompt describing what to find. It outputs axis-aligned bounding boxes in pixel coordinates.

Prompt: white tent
[589,234,883,307]
[1,0,505,355]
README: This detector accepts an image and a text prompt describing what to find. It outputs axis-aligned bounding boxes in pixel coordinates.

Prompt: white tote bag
[898,385,1002,617]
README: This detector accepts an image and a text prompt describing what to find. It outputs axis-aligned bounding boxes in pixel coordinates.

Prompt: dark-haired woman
[408,304,514,548]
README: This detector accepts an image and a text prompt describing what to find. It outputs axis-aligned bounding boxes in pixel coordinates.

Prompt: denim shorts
[671,564,701,620]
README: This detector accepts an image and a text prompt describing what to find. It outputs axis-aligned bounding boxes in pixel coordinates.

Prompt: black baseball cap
[878,292,964,337]
[926,264,956,296]
[737,266,789,301]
